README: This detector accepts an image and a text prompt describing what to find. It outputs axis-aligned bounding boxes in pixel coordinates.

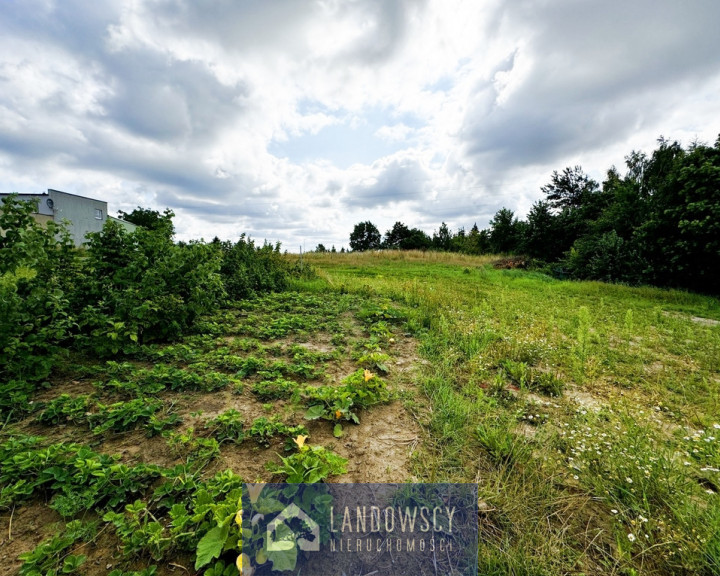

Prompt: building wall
[32,214,55,227]
[108,215,139,234]
[0,193,54,216]
[48,189,108,245]
[2,190,141,246]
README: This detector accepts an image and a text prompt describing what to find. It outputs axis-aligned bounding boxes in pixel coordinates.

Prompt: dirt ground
[0,294,426,575]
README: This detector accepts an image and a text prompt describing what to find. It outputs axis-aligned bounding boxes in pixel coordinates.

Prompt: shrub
[214,235,288,300]
[77,220,225,353]
[0,196,76,417]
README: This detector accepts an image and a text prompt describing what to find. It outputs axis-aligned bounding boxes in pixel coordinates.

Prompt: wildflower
[363,369,374,382]
[335,410,342,419]
[294,435,308,449]
[611,509,618,514]
[713,424,720,430]
[628,533,636,542]
[235,509,243,526]
[246,483,265,504]
[626,477,633,484]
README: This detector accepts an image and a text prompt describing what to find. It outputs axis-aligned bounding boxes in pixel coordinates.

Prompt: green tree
[638,136,720,291]
[401,228,432,250]
[349,221,381,251]
[542,166,600,211]
[118,207,175,239]
[432,222,452,251]
[383,221,411,249]
[522,201,563,260]
[489,208,521,253]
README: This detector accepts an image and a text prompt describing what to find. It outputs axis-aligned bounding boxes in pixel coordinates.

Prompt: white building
[0,189,137,246]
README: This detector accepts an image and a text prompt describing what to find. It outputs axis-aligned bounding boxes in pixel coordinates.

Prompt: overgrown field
[305,250,720,576]
[2,248,719,575]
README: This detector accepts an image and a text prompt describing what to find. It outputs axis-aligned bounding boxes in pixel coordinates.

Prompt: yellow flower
[364,369,374,382]
[293,434,308,449]
[235,509,243,526]
[246,483,265,504]
[335,410,342,419]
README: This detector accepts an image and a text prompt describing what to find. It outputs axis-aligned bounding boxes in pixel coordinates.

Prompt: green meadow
[303,250,720,576]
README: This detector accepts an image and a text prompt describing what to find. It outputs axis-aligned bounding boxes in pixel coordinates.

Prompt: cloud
[1,0,720,250]
[459,0,720,172]
[343,152,431,208]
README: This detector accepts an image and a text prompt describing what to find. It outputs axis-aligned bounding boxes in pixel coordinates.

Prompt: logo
[241,483,478,575]
[267,503,320,553]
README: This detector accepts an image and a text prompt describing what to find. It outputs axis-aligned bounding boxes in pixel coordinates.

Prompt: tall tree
[522,200,561,259]
[489,207,520,253]
[432,222,452,251]
[638,137,720,291]
[541,166,599,212]
[383,221,411,249]
[349,221,381,251]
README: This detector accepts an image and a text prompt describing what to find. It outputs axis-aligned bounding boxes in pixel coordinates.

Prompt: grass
[303,250,720,575]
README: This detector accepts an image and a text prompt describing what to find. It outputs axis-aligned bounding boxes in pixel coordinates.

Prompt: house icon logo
[267,503,320,553]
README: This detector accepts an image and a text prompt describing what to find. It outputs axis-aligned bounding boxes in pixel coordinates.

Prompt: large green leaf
[304,404,325,420]
[195,524,230,570]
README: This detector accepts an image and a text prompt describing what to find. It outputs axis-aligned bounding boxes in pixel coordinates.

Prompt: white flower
[611,509,619,514]
[713,424,720,430]
[626,477,633,484]
[628,533,636,542]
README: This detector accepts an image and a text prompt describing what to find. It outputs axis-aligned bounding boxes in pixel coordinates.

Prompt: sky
[2,0,720,251]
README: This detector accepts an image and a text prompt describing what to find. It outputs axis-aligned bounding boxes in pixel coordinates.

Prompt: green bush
[215,234,288,300]
[0,196,76,417]
[77,220,225,353]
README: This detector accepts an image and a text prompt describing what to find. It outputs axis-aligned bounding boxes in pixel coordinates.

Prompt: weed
[476,419,532,468]
[164,428,220,466]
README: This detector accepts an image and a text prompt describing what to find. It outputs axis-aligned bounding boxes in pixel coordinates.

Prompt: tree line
[344,136,720,295]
